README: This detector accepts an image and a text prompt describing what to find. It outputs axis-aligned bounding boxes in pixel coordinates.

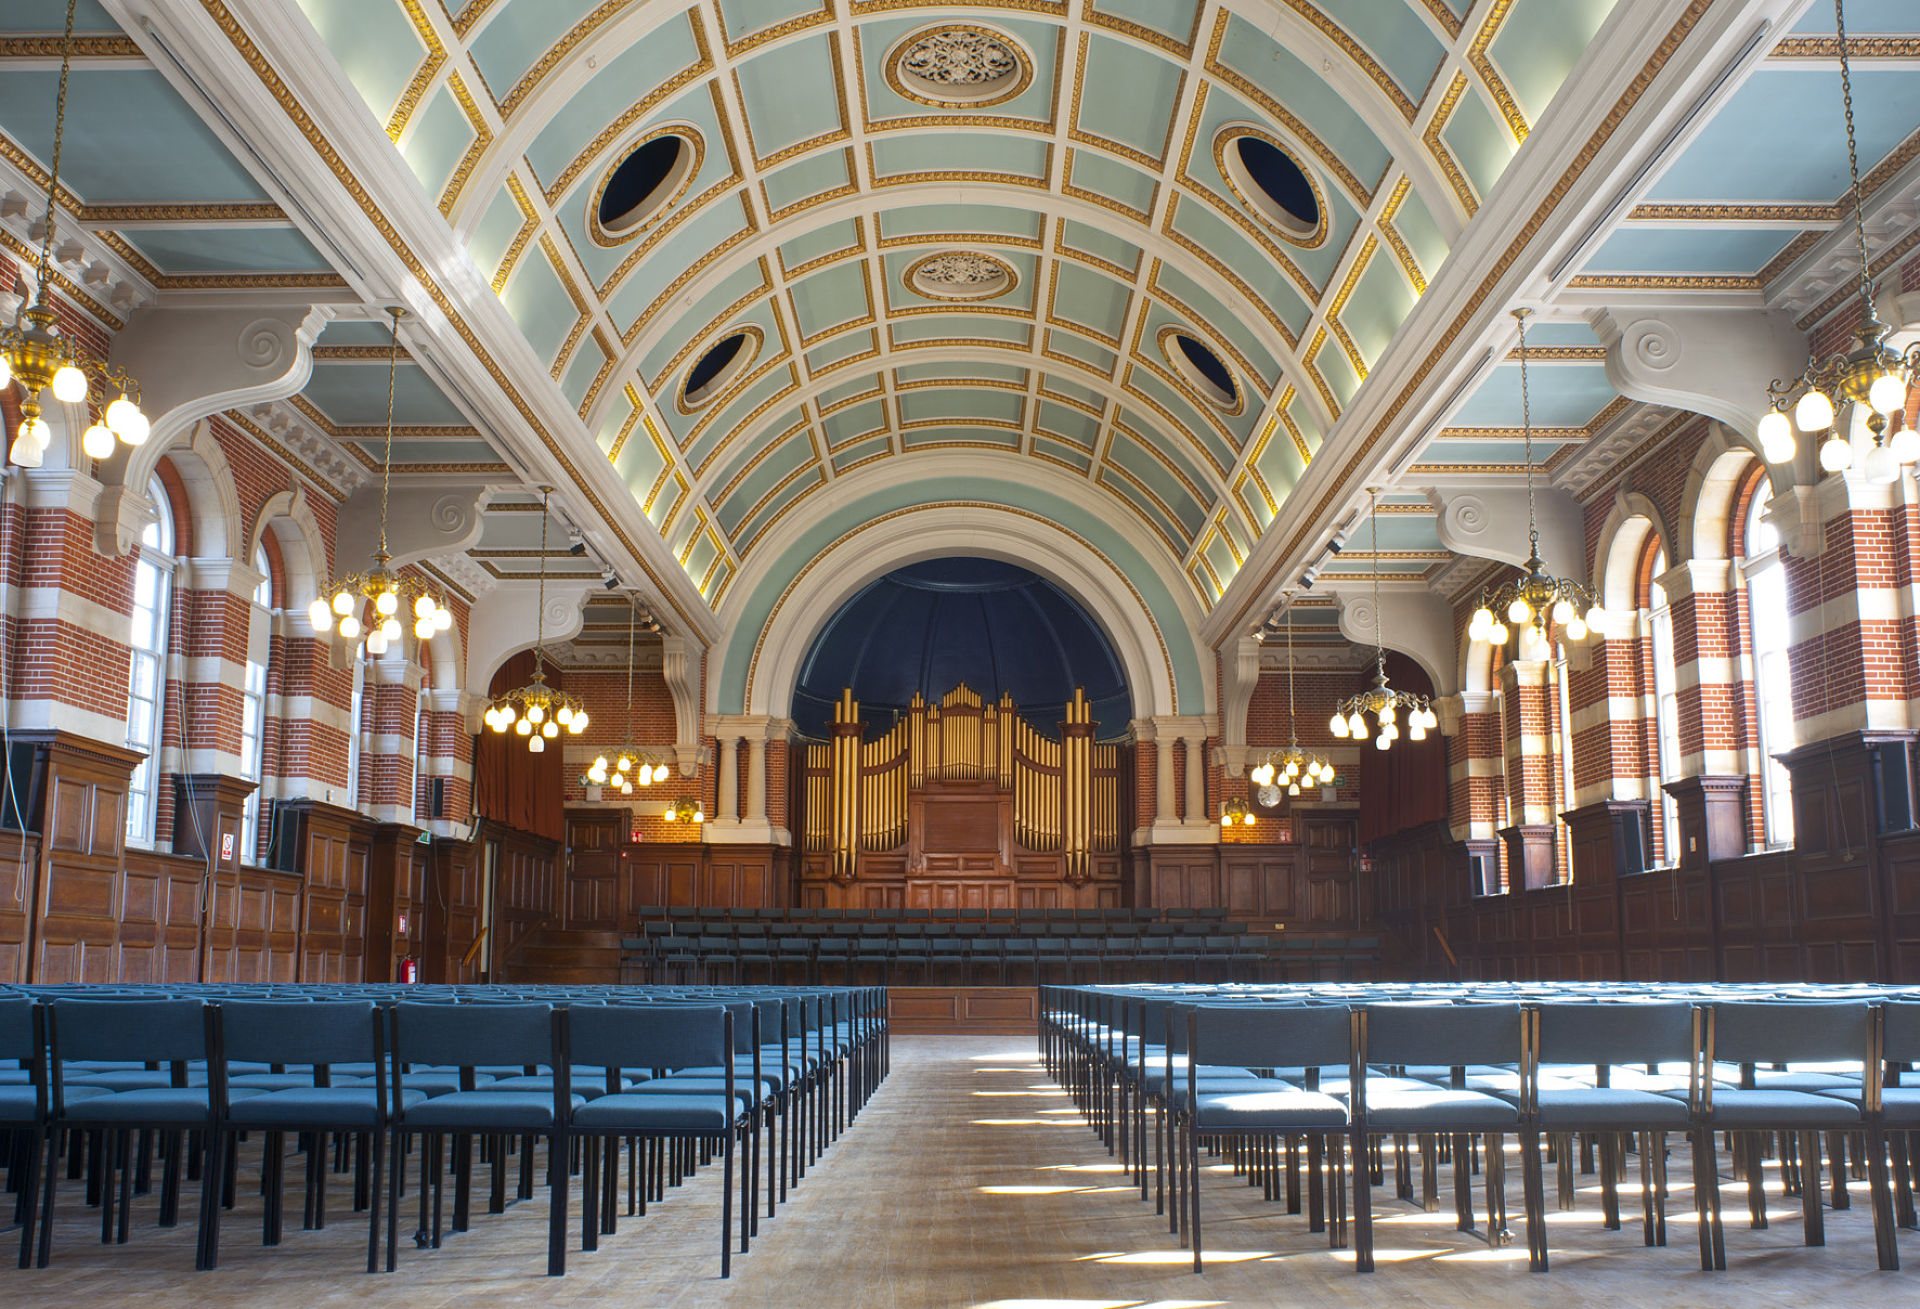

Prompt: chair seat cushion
[1751,1070,1858,1092]
[229,1072,370,1092]
[1531,1087,1692,1129]
[66,1069,208,1091]
[633,1077,763,1106]
[2,1082,108,1122]
[575,1092,735,1132]
[484,1074,638,1100]
[394,1071,496,1097]
[1361,1083,1520,1129]
[1816,1086,1920,1125]
[1194,1088,1349,1128]
[404,1090,582,1130]
[65,1086,261,1122]
[230,1086,429,1127]
[1701,1088,1863,1127]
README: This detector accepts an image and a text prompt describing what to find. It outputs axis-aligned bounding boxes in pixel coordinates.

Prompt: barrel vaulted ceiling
[4,0,1919,690]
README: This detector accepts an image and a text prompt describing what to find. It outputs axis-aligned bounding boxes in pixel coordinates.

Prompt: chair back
[1190,1003,1352,1070]
[391,1001,554,1069]
[1534,1000,1693,1067]
[1365,1002,1522,1068]
[0,996,35,1065]
[1711,1000,1870,1065]
[219,999,380,1068]
[569,1004,729,1073]
[51,998,207,1065]
[1885,1000,1920,1064]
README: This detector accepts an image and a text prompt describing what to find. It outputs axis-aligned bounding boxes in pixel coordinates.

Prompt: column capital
[1651,556,1732,604]
[184,555,268,601]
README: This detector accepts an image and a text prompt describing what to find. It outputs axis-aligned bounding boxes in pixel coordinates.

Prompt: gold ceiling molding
[576,325,621,418]
[540,27,713,206]
[289,393,478,443]
[1066,32,1181,172]
[1794,217,1920,331]
[1566,273,1759,291]
[1414,0,1466,41]
[385,0,447,143]
[618,220,759,349]
[1500,345,1607,362]
[498,0,629,115]
[80,201,287,223]
[1206,121,1331,251]
[1113,379,1225,498]
[415,557,474,604]
[641,260,771,393]
[582,120,708,251]
[1628,201,1838,223]
[438,72,493,216]
[1082,5,1200,58]
[1096,462,1190,556]
[1756,230,1824,287]
[538,233,594,381]
[1275,0,1417,123]
[0,34,143,58]
[1770,35,1920,58]
[311,344,420,360]
[1145,258,1287,398]
[1377,175,1426,294]
[490,173,540,293]
[1423,71,1479,217]
[1301,327,1342,419]
[1468,0,1529,143]
[1263,0,1718,613]
[602,383,645,463]
[710,414,813,508]
[717,0,836,59]
[1323,234,1379,379]
[1440,424,1588,440]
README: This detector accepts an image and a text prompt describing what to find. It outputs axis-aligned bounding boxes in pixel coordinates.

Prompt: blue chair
[3,998,110,1269]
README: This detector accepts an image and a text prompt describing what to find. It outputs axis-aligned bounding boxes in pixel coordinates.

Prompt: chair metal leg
[1867,1127,1901,1271]
[1800,1128,1825,1247]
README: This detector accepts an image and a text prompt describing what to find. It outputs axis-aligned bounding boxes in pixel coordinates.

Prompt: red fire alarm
[396,912,409,936]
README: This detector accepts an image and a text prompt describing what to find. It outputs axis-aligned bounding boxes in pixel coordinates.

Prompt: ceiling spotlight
[601,567,621,591]
[566,530,587,557]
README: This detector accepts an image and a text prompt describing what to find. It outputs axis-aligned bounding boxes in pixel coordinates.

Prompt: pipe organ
[798,685,1128,908]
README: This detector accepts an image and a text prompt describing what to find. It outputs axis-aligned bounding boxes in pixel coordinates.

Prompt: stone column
[716,734,740,825]
[746,735,768,821]
[1183,730,1208,825]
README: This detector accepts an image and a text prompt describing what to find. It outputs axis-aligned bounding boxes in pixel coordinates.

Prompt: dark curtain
[472,650,566,842]
[1357,651,1448,845]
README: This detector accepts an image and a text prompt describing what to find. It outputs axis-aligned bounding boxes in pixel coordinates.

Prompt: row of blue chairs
[1042,981,1920,1275]
[1,984,884,1278]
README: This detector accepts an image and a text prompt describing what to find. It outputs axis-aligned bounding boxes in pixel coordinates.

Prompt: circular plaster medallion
[905,250,1018,302]
[889,26,1033,108]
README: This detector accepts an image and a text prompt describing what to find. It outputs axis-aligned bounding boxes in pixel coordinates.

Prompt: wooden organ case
[796,685,1130,909]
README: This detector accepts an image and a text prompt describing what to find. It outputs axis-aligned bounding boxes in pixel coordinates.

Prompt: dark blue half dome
[793,558,1130,741]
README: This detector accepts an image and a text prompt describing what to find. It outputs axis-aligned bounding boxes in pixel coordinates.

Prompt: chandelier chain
[1836,0,1874,313]
[35,0,77,294]
[378,308,400,560]
[1284,591,1298,746]
[625,590,638,741]
[533,486,551,674]
[1370,486,1385,681]
[1517,309,1539,564]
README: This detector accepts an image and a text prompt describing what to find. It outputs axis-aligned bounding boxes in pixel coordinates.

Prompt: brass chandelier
[1250,591,1332,794]
[3,0,149,468]
[305,308,453,653]
[483,487,588,752]
[1756,0,1919,480]
[586,593,671,793]
[1330,488,1436,750]
[1468,309,1606,654]
[662,796,705,825]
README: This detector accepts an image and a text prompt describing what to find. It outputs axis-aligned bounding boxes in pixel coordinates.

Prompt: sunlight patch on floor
[1090,1249,1272,1264]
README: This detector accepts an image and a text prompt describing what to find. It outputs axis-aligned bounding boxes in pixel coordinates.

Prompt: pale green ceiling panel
[641,261,775,385]
[710,408,804,492]
[1390,181,1449,280]
[1519,321,1604,347]
[1045,330,1118,377]
[316,320,407,346]
[883,249,1037,313]
[779,219,864,272]
[1251,417,1306,501]
[1077,36,1183,163]
[901,425,1020,451]
[685,366,794,469]
[895,360,1028,387]
[1064,149,1158,216]
[1164,197,1313,344]
[891,315,1030,347]
[1059,221,1140,274]
[1120,388,1226,492]
[121,227,332,275]
[1213,15,1392,192]
[1032,437,1092,474]
[560,333,608,410]
[1090,0,1199,44]
[1322,0,1447,107]
[789,261,873,340]
[0,70,268,204]
[1049,262,1133,343]
[761,149,853,215]
[1490,0,1619,123]
[295,0,424,125]
[1315,337,1361,409]
[823,399,888,448]
[1286,389,1324,453]
[898,389,1025,427]
[805,329,878,373]
[1421,437,1581,464]
[613,416,668,500]
[857,15,1060,126]
[1040,374,1106,410]
[719,0,827,43]
[818,374,883,409]
[1,2,118,33]
[595,388,636,457]
[869,132,1049,182]
[1125,367,1238,476]
[715,430,816,535]
[1586,227,1795,276]
[1451,363,1617,427]
[303,364,468,426]
[1442,88,1517,206]
[737,466,827,546]
[1097,466,1188,548]
[401,84,475,201]
[523,21,705,189]
[1036,400,1101,450]
[469,185,529,283]
[1792,0,1912,31]
[878,205,1043,242]
[470,0,603,102]
[683,531,720,590]
[1150,267,1280,394]
[828,437,891,477]
[737,34,845,160]
[605,196,753,335]
[1341,248,1419,368]
[351,439,501,466]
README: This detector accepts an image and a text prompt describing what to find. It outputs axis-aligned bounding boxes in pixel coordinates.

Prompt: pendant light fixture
[1329,488,1436,750]
[1757,0,1919,478]
[1468,309,1606,652]
[305,307,453,653]
[483,487,588,752]
[2,0,149,468]
[1250,591,1332,794]
[586,592,670,793]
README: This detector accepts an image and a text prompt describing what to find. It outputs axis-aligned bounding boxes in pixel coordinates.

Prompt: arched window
[240,543,272,861]
[412,681,427,824]
[1743,487,1794,845]
[1551,639,1577,883]
[1647,548,1682,864]
[346,655,366,811]
[125,477,174,847]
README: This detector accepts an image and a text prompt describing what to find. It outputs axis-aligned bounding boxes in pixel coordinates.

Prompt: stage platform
[886,986,1038,1035]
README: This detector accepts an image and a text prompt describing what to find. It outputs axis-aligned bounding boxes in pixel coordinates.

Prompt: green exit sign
[1330,774,1346,788]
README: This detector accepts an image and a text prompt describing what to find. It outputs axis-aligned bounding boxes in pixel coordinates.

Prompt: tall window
[1648,548,1682,864]
[240,544,271,860]
[345,655,366,810]
[1744,488,1794,845]
[125,478,175,847]
[1551,643,1577,883]
[411,680,428,823]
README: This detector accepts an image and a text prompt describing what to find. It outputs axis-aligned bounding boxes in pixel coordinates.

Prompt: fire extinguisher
[399,956,419,984]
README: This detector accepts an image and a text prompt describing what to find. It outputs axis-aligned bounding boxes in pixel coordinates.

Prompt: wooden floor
[5,1036,1908,1306]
